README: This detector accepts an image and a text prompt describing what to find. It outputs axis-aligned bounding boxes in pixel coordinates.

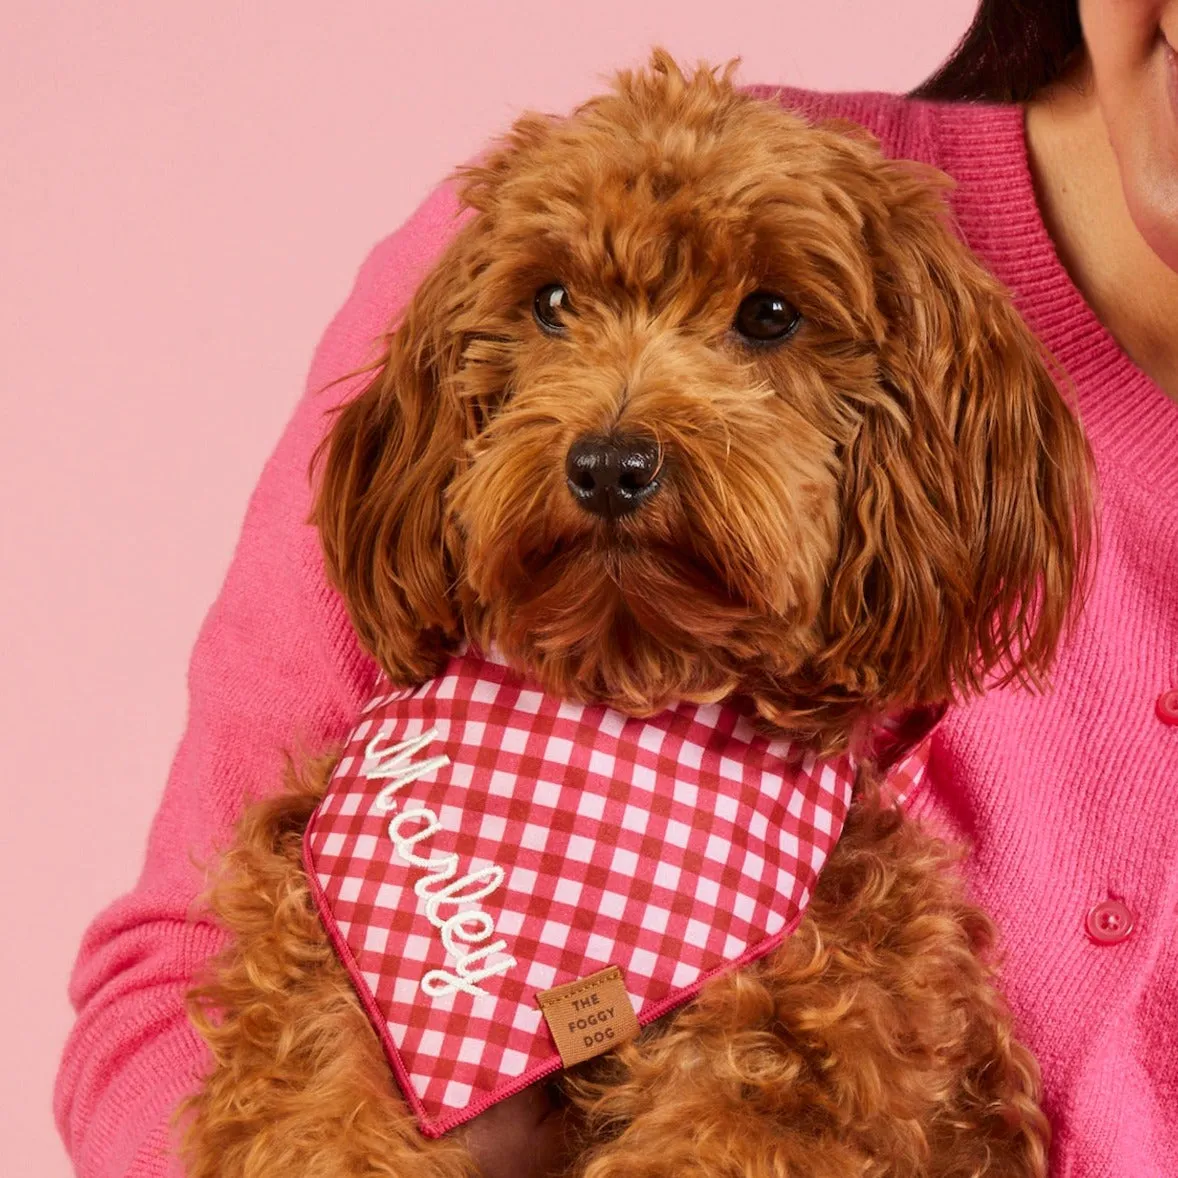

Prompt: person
[54,1,1178,1175]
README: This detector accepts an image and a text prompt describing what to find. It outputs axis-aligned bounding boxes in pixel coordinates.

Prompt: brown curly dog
[182,49,1095,1178]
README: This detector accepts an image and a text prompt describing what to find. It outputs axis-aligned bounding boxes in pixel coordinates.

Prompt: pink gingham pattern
[303,649,935,1137]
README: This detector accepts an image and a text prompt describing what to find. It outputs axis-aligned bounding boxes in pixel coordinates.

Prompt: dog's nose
[565,435,661,518]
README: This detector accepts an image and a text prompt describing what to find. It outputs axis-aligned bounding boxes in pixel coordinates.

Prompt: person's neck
[1025,54,1178,405]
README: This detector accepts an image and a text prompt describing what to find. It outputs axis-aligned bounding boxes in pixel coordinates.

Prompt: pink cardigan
[55,88,1178,1178]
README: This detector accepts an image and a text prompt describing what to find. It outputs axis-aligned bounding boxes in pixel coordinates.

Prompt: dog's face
[314,51,1094,752]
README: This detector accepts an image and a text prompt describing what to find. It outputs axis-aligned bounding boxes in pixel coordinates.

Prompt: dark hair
[912,0,1083,103]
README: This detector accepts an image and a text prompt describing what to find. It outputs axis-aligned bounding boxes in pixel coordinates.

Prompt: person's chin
[1125,170,1178,274]
[1120,41,1178,273]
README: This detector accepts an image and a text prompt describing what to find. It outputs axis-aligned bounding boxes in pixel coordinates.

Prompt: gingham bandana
[304,649,937,1137]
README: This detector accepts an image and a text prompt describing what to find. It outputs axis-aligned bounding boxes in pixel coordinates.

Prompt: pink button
[1085,899,1135,945]
[1157,690,1178,726]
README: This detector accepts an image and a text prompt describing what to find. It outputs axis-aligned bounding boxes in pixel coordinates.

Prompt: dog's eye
[733,291,801,344]
[533,283,572,334]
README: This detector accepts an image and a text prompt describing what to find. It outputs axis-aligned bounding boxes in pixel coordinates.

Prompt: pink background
[3,2,974,1173]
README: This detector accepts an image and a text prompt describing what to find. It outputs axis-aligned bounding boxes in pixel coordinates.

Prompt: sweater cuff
[69,1014,206,1178]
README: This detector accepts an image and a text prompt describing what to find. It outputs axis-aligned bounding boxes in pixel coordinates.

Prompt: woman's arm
[53,179,465,1178]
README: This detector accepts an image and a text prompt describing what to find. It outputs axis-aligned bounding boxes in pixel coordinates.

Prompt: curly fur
[311,50,1092,753]
[182,48,1095,1178]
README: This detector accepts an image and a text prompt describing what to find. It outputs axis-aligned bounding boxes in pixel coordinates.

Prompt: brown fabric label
[536,965,640,1068]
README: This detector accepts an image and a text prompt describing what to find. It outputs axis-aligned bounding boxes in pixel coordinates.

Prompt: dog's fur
[182,51,1096,1177]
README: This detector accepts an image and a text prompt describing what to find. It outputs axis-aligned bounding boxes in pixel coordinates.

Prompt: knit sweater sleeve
[53,180,466,1178]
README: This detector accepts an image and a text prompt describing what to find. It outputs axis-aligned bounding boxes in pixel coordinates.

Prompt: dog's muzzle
[565,435,661,518]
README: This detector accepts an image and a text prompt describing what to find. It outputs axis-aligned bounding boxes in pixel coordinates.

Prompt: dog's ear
[819,162,1096,710]
[310,228,482,685]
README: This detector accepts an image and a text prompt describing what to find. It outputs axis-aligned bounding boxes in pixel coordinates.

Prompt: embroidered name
[362,727,517,1000]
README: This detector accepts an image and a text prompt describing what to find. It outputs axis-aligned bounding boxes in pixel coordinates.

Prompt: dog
[181,50,1095,1178]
